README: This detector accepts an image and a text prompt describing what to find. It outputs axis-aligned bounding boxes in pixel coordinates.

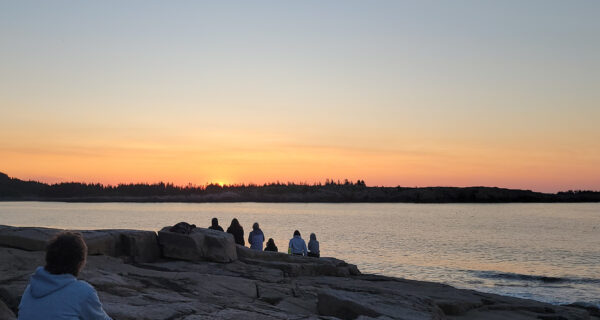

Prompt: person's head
[45,231,88,277]
[293,230,301,237]
[310,233,316,241]
[230,218,240,227]
[267,238,274,244]
[211,217,219,227]
[252,222,259,231]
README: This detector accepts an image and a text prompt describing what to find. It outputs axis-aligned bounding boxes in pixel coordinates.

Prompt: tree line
[1,172,598,203]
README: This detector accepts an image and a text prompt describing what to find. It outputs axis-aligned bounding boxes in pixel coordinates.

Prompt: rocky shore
[0,225,598,320]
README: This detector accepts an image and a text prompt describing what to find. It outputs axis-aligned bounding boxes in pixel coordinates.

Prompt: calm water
[1,202,599,306]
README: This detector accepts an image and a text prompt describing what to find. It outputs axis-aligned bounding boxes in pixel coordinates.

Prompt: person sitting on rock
[248,222,265,251]
[208,217,224,232]
[18,231,112,320]
[226,218,245,246]
[264,238,278,252]
[288,230,308,256]
[308,233,320,258]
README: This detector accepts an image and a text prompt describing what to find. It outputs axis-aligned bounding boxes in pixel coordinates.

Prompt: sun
[212,180,228,187]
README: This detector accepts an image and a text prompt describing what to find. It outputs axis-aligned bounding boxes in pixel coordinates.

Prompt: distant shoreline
[1,195,600,204]
[2,172,599,203]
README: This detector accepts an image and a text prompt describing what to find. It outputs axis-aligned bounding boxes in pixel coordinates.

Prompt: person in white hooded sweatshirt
[288,230,308,256]
[18,231,111,320]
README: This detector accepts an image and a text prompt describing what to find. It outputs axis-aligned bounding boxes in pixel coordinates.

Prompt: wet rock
[158,226,237,263]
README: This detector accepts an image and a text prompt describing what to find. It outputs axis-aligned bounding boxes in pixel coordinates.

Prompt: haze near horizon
[1,1,599,193]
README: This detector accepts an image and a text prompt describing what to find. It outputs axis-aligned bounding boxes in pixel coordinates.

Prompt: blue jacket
[288,235,307,255]
[248,229,264,250]
[18,267,112,320]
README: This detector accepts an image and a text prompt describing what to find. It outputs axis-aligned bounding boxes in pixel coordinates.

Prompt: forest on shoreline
[1,172,599,203]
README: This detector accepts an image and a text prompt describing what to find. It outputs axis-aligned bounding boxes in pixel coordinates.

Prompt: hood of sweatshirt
[28,266,77,298]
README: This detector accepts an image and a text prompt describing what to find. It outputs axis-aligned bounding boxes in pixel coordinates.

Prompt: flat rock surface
[1,228,599,319]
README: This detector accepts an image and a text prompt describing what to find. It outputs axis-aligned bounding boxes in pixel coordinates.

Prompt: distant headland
[1,172,598,203]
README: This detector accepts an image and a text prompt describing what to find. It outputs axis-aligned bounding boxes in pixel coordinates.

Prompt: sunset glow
[1,1,599,192]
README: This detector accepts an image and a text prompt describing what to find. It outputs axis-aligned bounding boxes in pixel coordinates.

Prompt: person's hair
[293,230,300,237]
[45,231,88,277]
[212,217,219,226]
[230,218,240,228]
[252,222,259,230]
[267,238,275,245]
[310,233,316,240]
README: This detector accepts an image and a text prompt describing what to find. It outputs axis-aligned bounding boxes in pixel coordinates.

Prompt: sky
[1,1,599,192]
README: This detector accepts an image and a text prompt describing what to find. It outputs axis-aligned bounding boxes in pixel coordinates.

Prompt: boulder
[118,230,161,263]
[0,225,160,262]
[236,245,360,277]
[158,227,237,263]
[81,230,160,263]
[0,225,61,251]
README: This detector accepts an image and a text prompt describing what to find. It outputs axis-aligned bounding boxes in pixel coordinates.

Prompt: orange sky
[1,2,599,193]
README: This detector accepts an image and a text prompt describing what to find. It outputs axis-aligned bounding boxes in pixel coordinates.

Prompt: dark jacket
[308,234,320,255]
[208,225,224,232]
[227,225,245,246]
[265,240,278,252]
[248,229,264,251]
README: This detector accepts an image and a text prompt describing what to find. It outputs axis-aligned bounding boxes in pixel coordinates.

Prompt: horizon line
[3,171,597,194]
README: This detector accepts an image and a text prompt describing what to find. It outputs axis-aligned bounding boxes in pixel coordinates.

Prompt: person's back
[265,238,278,252]
[226,218,245,246]
[248,222,264,251]
[18,231,111,320]
[208,217,224,232]
[19,267,110,320]
[308,233,320,258]
[288,230,307,256]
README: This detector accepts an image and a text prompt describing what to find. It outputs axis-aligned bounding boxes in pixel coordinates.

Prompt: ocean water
[0,202,598,306]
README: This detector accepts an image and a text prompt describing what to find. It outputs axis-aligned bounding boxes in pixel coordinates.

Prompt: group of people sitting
[209,217,320,257]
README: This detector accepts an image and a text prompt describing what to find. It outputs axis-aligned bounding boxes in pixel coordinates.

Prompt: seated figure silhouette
[208,217,224,232]
[18,231,112,320]
[264,238,278,252]
[308,233,320,258]
[248,222,265,251]
[226,218,245,246]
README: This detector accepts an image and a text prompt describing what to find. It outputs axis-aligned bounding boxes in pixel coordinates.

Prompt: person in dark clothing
[226,218,245,246]
[208,217,224,232]
[264,238,278,252]
[248,222,265,251]
[308,233,320,258]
